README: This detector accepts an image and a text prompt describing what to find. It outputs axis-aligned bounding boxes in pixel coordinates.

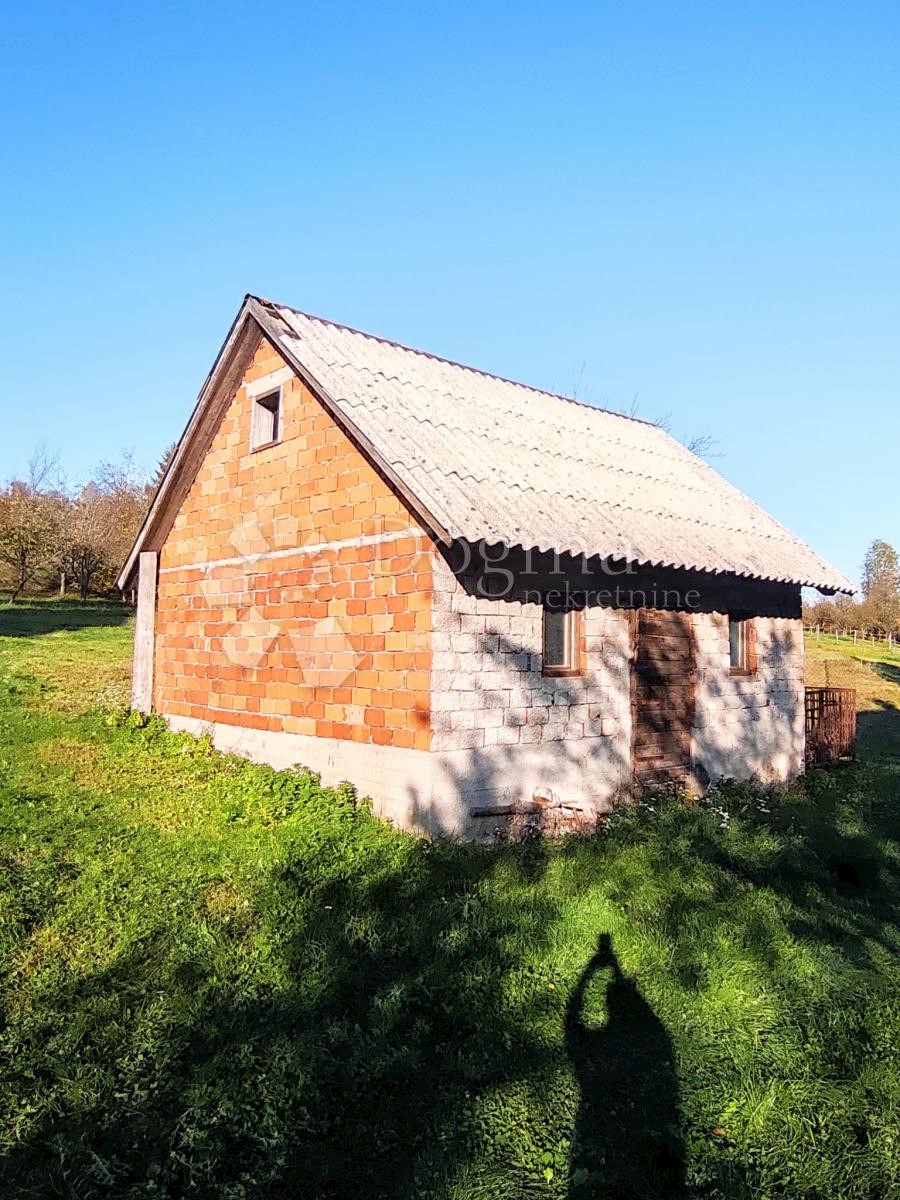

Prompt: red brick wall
[154,335,432,750]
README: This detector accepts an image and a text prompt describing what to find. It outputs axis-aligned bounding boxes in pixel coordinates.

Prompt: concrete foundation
[166,712,638,838]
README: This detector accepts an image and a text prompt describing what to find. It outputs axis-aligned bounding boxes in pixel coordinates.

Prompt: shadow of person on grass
[566,934,685,1199]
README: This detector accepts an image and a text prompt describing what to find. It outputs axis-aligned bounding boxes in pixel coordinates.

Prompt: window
[728,615,756,674]
[251,389,281,450]
[542,608,582,675]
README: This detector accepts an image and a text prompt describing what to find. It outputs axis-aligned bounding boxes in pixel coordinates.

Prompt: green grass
[0,608,898,1199]
[805,631,900,761]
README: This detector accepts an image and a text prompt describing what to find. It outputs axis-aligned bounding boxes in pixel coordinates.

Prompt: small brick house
[119,296,851,836]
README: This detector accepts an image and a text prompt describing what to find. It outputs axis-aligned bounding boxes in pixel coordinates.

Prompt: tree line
[2,448,896,629]
[0,444,172,603]
[803,538,900,637]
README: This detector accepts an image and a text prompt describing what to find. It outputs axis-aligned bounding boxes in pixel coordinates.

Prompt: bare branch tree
[683,432,722,460]
[24,442,63,492]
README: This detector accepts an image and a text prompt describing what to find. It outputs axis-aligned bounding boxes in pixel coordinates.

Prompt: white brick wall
[429,555,635,817]
[431,559,806,823]
[691,613,805,785]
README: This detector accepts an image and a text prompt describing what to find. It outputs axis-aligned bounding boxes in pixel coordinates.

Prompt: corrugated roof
[251,297,850,594]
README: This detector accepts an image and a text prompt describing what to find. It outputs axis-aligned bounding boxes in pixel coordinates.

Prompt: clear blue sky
[1,1,897,589]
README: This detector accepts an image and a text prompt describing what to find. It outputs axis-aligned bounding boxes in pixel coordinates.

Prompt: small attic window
[251,389,281,450]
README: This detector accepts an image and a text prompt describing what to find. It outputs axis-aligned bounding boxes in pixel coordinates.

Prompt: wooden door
[631,609,696,790]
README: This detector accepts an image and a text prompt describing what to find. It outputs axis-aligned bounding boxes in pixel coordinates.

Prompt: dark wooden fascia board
[246,297,453,547]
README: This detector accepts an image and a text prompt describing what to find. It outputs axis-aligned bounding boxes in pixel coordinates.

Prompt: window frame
[250,386,282,452]
[542,608,584,677]
[728,614,756,676]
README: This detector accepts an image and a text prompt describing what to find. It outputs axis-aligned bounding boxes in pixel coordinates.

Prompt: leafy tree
[151,442,177,492]
[860,539,900,634]
[804,593,858,633]
[0,483,65,601]
[60,454,152,601]
[862,539,899,597]
[61,484,110,602]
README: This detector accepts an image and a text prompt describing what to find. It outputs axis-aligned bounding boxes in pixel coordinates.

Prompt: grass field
[0,605,898,1199]
[805,631,900,762]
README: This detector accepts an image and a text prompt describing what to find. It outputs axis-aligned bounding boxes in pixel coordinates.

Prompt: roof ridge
[248,294,660,429]
[116,293,853,593]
